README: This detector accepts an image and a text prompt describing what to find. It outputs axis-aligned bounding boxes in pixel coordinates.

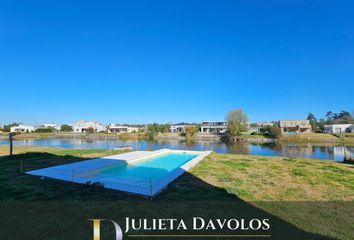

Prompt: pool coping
[26,149,212,197]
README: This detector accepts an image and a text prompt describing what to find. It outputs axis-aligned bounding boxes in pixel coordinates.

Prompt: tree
[160,124,171,133]
[87,127,95,134]
[146,123,171,138]
[325,110,353,124]
[185,126,197,138]
[226,109,249,141]
[146,123,160,139]
[317,118,326,132]
[269,126,282,139]
[260,125,282,139]
[335,111,352,123]
[307,113,318,132]
[2,123,20,132]
[325,111,334,122]
[307,113,316,122]
[60,124,73,132]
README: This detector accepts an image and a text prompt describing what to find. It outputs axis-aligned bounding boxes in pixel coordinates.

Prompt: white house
[256,122,274,127]
[107,124,139,133]
[324,124,353,134]
[200,121,227,133]
[10,124,35,133]
[170,123,195,133]
[73,120,106,133]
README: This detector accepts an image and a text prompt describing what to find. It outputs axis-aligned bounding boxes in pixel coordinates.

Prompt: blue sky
[0,1,353,125]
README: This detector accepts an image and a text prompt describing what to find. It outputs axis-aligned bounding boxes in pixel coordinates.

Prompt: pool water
[79,153,197,187]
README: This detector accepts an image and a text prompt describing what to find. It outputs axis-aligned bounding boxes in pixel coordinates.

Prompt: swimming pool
[27,149,211,196]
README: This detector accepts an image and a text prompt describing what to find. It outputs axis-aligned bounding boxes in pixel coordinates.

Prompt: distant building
[256,122,274,127]
[324,124,353,134]
[107,124,139,133]
[73,120,106,133]
[10,124,35,133]
[200,121,227,134]
[42,124,61,131]
[248,126,261,134]
[279,120,312,134]
[170,123,195,133]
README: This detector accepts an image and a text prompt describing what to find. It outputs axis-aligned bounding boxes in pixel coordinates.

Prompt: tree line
[307,110,354,133]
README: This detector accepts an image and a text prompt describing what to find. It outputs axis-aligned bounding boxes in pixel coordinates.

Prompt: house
[10,124,35,133]
[107,124,139,133]
[200,121,227,134]
[324,124,353,134]
[256,122,274,127]
[169,123,195,133]
[73,120,106,133]
[279,120,312,134]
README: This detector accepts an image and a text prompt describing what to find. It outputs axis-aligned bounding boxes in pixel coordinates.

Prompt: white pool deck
[26,149,212,197]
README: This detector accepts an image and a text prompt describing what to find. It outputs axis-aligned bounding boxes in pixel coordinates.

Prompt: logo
[88,217,271,239]
[88,219,123,240]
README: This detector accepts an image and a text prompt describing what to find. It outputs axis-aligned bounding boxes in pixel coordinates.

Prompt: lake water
[0,138,353,161]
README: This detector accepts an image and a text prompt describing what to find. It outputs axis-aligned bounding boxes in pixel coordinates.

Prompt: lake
[0,138,353,161]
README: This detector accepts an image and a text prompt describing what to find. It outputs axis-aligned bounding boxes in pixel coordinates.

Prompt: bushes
[87,127,95,134]
[145,123,171,139]
[34,127,55,133]
[260,125,282,139]
[60,124,73,132]
[185,126,197,138]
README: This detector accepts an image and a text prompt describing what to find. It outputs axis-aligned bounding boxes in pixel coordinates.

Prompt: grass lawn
[280,132,354,144]
[241,134,268,139]
[0,145,353,239]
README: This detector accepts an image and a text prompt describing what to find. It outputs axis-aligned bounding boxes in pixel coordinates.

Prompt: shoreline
[1,132,354,145]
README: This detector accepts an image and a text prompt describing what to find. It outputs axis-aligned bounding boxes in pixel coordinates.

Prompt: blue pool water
[80,153,197,187]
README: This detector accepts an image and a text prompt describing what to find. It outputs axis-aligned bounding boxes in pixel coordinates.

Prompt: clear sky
[0,1,353,125]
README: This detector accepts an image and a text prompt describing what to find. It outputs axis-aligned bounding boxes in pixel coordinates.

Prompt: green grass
[0,146,353,239]
[241,134,268,139]
[280,132,354,144]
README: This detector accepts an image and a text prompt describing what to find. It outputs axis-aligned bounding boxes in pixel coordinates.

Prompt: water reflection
[0,138,353,161]
[228,143,250,155]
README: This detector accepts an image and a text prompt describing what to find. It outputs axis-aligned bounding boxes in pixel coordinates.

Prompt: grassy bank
[0,145,353,239]
[279,132,354,144]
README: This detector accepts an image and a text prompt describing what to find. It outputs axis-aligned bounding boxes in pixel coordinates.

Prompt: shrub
[260,125,282,139]
[185,126,197,138]
[35,128,54,133]
[60,124,73,132]
[87,127,95,134]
